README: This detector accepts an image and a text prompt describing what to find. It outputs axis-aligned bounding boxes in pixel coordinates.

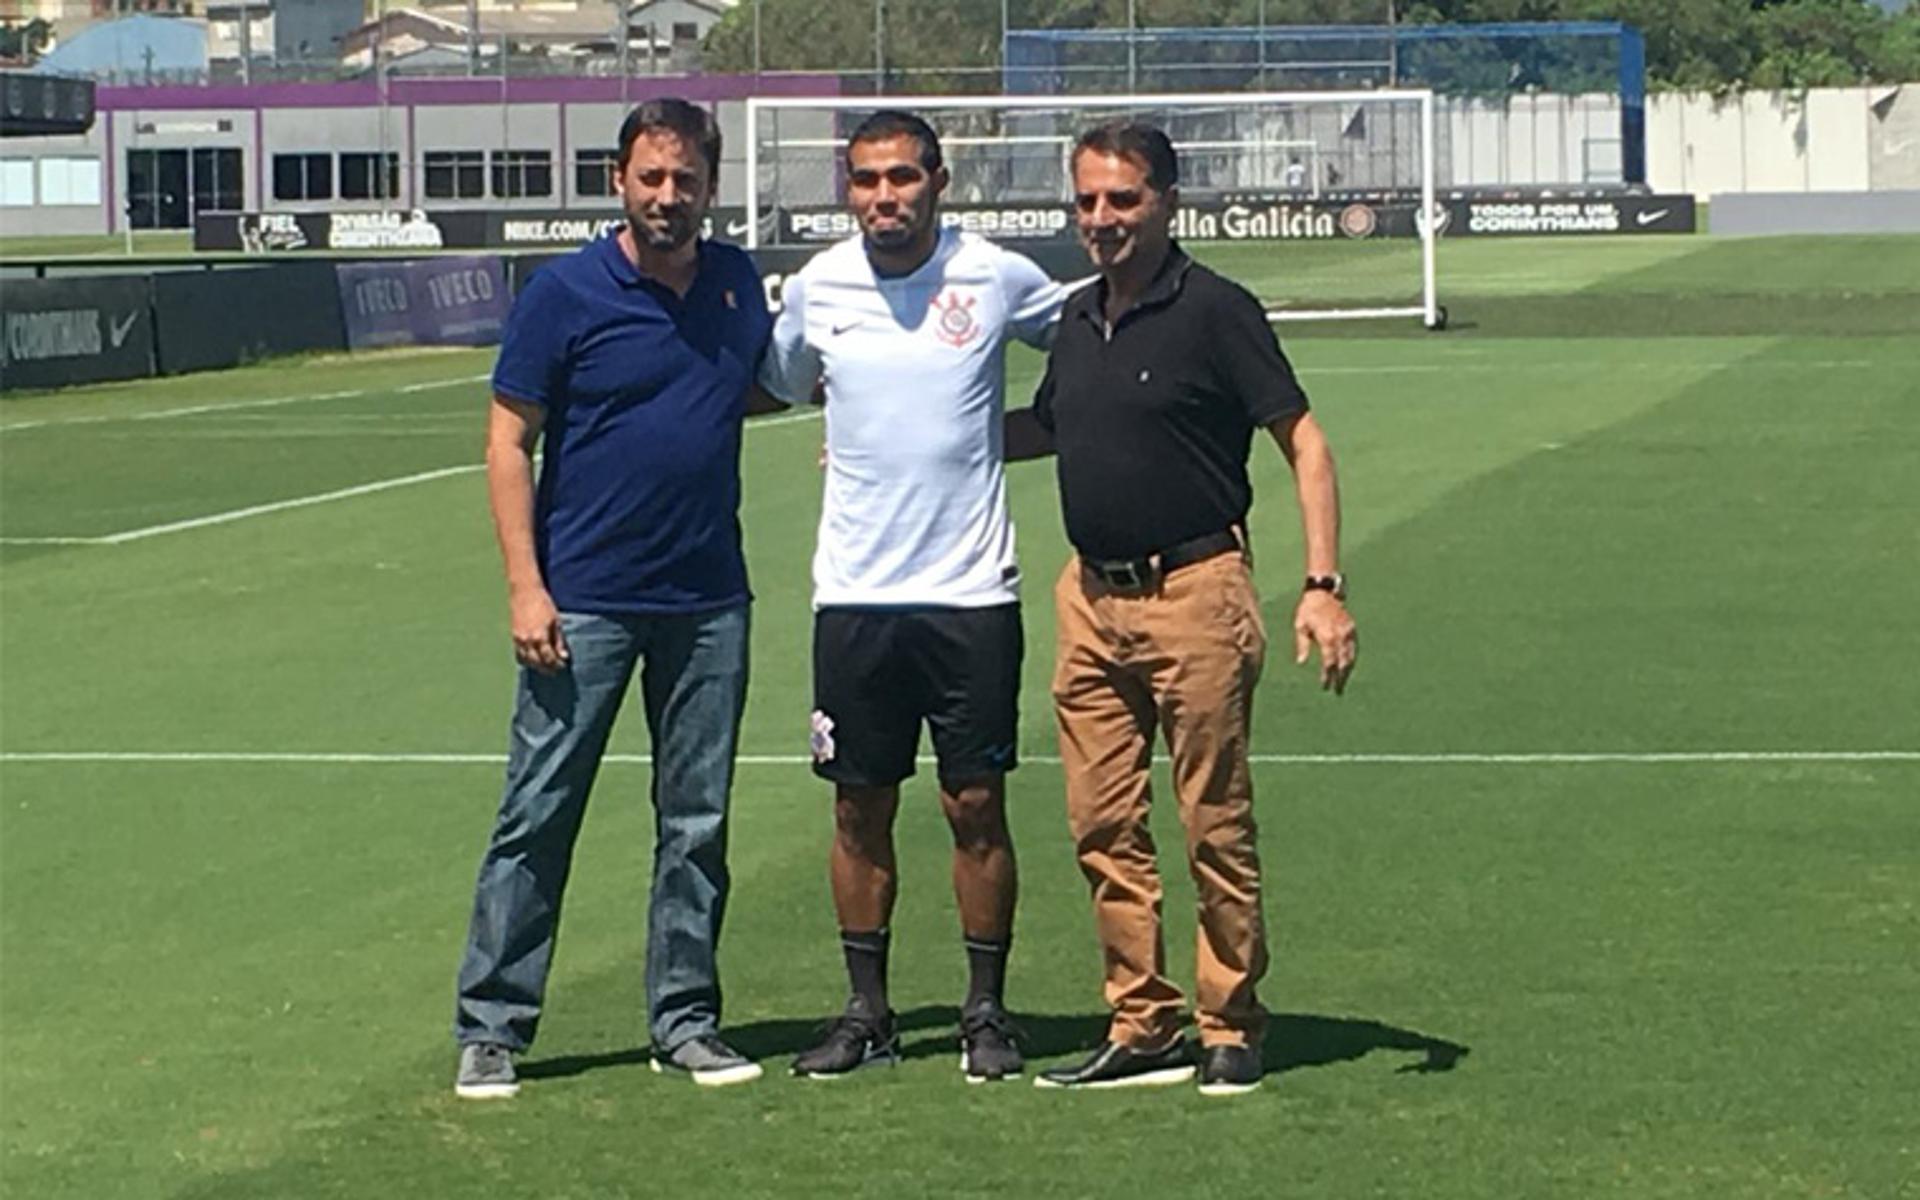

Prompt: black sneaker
[650,1034,764,1087]
[791,997,900,1078]
[958,1000,1024,1083]
[1196,1043,1263,1096]
[1033,1038,1194,1089]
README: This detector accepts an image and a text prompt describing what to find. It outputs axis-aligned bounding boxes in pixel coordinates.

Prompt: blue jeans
[453,604,749,1053]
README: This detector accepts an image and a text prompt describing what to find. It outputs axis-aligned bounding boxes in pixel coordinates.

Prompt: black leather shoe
[1033,1039,1194,1089]
[1197,1043,1263,1095]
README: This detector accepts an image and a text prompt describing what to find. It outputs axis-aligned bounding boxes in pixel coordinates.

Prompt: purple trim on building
[96,73,839,112]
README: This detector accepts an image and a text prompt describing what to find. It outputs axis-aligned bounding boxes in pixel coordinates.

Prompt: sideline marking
[1,750,1913,767]
[399,374,490,393]
[1,386,369,432]
[1,464,482,545]
[0,371,492,433]
[0,409,823,546]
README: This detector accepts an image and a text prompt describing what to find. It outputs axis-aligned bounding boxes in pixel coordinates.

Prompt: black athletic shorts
[810,603,1022,787]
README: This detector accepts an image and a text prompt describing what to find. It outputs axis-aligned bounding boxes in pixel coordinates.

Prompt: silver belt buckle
[1095,558,1151,590]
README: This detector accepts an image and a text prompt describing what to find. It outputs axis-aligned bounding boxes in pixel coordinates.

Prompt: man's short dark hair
[1072,121,1179,193]
[846,109,943,173]
[617,98,722,182]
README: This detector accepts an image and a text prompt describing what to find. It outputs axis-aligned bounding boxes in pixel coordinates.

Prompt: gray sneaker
[454,1041,520,1100]
[650,1034,764,1087]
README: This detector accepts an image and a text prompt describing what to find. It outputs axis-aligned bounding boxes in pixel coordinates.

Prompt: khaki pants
[1051,550,1269,1049]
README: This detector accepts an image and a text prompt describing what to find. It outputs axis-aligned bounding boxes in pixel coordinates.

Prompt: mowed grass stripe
[4,750,1917,765]
[0,404,821,546]
[1277,335,1920,764]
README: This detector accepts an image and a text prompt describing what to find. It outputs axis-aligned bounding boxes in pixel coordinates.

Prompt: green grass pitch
[2,234,1918,1198]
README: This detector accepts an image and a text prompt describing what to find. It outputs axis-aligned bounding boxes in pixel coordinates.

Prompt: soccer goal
[745,90,1441,329]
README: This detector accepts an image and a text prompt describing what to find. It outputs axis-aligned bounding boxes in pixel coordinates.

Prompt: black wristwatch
[1303,573,1348,600]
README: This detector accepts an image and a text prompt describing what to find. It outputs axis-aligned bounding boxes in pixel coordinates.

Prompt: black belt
[1082,528,1242,591]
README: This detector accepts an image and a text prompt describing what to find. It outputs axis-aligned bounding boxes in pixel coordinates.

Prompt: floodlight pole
[999,0,1009,81]
[1257,0,1267,88]
[376,0,390,207]
[616,0,629,102]
[1387,0,1398,86]
[1126,0,1137,93]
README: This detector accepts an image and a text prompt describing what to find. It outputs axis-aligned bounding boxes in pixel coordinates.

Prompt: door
[192,147,243,214]
[126,147,242,229]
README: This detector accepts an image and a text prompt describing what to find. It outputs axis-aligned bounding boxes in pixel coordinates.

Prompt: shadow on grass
[1264,1012,1468,1075]
[519,1008,1465,1080]
[519,1006,1106,1080]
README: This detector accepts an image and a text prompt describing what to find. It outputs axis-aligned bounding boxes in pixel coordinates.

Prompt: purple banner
[336,256,509,350]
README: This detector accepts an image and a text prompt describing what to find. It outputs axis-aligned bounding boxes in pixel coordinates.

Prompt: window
[672,21,698,42]
[340,152,400,201]
[192,147,243,213]
[0,159,33,207]
[424,150,485,199]
[575,148,619,198]
[37,157,103,206]
[273,152,332,201]
[490,150,552,199]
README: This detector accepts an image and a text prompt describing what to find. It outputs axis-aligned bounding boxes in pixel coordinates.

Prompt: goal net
[746,90,1439,328]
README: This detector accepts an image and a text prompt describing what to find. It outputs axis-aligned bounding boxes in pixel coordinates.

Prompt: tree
[702,0,1920,92]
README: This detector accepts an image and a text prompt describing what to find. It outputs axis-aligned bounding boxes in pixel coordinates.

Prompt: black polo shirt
[1031,243,1309,561]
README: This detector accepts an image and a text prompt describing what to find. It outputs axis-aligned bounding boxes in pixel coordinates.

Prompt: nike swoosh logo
[726,219,750,237]
[109,311,139,347]
[1635,208,1671,226]
[830,322,859,336]
[1883,137,1916,156]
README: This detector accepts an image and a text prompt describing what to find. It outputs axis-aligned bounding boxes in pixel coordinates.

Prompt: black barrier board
[771,200,1419,244]
[152,263,347,376]
[197,208,754,252]
[482,209,754,248]
[1,275,155,392]
[198,192,1694,255]
[1442,193,1695,236]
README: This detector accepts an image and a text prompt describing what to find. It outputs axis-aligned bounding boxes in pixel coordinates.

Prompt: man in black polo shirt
[1007,121,1357,1095]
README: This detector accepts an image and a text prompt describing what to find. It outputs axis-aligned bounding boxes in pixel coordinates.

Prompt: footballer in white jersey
[762,229,1062,607]
[755,111,1065,1084]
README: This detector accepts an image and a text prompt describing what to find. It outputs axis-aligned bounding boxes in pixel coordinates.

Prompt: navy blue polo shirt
[492,233,771,614]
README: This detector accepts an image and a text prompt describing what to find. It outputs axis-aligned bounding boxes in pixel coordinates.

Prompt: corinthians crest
[930,289,981,348]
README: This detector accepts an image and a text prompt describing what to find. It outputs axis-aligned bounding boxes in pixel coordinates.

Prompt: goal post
[745,89,1441,330]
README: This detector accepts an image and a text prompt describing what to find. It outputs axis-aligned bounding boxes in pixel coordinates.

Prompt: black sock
[841,928,890,1015]
[963,934,1011,1010]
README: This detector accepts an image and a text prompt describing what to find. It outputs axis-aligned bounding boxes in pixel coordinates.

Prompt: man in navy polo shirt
[451,98,775,1097]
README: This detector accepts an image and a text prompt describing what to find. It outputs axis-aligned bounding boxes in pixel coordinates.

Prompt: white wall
[1442,84,1917,197]
[1644,86,1910,197]
[0,128,108,237]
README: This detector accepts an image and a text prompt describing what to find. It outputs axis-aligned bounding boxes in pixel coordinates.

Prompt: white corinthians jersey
[760,229,1066,608]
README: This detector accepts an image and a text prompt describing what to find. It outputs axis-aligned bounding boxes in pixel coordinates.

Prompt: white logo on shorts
[809,710,837,764]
